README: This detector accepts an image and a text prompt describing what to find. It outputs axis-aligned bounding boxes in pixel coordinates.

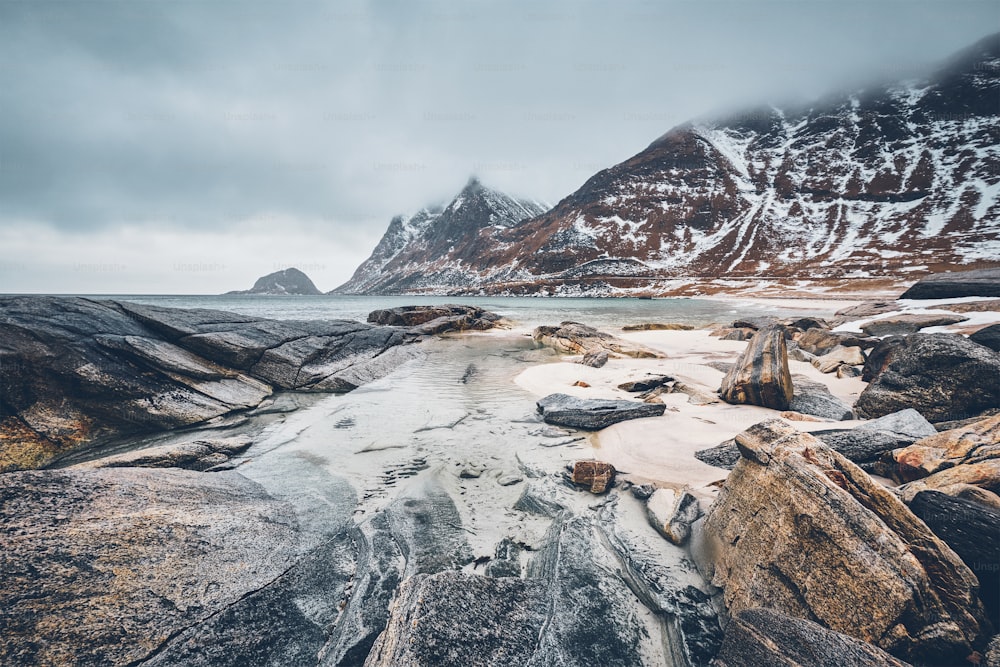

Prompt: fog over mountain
[0,0,995,292]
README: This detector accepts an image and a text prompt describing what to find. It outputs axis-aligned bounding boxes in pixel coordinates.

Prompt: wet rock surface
[719,325,794,410]
[537,393,665,430]
[855,333,1000,422]
[703,419,990,664]
[0,296,422,471]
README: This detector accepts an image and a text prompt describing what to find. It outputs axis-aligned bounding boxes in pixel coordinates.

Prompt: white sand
[515,328,869,501]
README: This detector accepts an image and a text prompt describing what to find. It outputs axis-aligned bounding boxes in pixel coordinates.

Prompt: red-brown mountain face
[338,33,1000,295]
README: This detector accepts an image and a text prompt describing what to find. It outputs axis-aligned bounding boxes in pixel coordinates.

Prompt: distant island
[227,267,322,295]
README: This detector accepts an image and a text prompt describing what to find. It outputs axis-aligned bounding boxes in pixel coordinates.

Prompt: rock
[712,326,755,341]
[695,439,741,470]
[497,474,524,487]
[226,267,322,295]
[365,572,548,667]
[629,483,655,500]
[811,345,865,373]
[779,411,824,422]
[485,538,524,578]
[69,436,252,471]
[947,299,1000,313]
[971,324,1000,352]
[810,409,937,467]
[861,313,969,336]
[621,322,693,331]
[797,328,875,355]
[671,381,720,405]
[882,414,1000,484]
[788,343,817,363]
[0,468,304,666]
[532,321,664,358]
[645,488,700,545]
[861,408,939,439]
[617,375,673,392]
[571,380,590,388]
[789,375,854,420]
[367,304,502,334]
[899,461,1000,497]
[711,608,912,667]
[788,316,831,331]
[536,393,665,430]
[0,297,422,471]
[934,408,1000,431]
[907,490,1000,627]
[855,333,1000,422]
[719,325,794,410]
[703,419,989,664]
[835,301,900,318]
[579,348,609,368]
[570,460,616,494]
[732,316,783,330]
[900,267,1000,299]
[837,363,862,378]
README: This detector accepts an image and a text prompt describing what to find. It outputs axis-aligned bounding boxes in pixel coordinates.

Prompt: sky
[0,0,996,294]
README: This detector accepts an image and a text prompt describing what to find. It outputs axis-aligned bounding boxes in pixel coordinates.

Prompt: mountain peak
[228,267,322,295]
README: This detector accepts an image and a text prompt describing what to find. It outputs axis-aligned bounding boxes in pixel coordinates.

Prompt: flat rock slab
[861,313,969,336]
[536,393,665,430]
[970,323,1000,352]
[900,268,1000,299]
[532,321,665,359]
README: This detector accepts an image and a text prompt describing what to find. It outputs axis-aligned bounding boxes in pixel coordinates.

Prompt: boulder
[579,348,609,368]
[366,304,502,334]
[788,316,831,331]
[536,393,665,430]
[811,345,865,373]
[617,375,672,392]
[882,414,1000,485]
[621,322,693,331]
[971,324,1000,352]
[711,608,911,667]
[861,313,969,336]
[69,436,251,471]
[532,321,664,358]
[719,326,794,410]
[645,488,700,545]
[788,375,854,420]
[837,364,862,378]
[855,333,1000,422]
[796,328,875,356]
[947,299,1000,313]
[703,419,989,664]
[719,327,755,341]
[907,491,1000,627]
[732,316,784,331]
[899,461,1000,497]
[900,268,1000,299]
[836,301,900,318]
[808,409,938,468]
[859,408,939,440]
[670,381,720,405]
[787,343,817,363]
[570,460,616,494]
[695,439,741,470]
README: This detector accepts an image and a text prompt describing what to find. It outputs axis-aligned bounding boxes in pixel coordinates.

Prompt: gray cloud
[0,0,996,292]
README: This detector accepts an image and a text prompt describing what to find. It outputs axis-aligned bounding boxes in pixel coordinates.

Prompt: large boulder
[881,415,1000,490]
[702,419,990,664]
[536,393,665,430]
[788,375,853,421]
[720,326,794,410]
[711,608,911,667]
[900,268,1000,299]
[971,324,1000,352]
[810,409,938,468]
[796,328,875,355]
[860,313,969,336]
[855,333,1000,422]
[532,321,664,359]
[366,304,502,334]
[0,297,421,471]
[811,345,865,373]
[645,487,700,545]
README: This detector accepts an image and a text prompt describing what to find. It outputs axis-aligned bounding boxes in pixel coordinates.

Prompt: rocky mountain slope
[333,177,548,294]
[229,267,322,295]
[342,32,1000,295]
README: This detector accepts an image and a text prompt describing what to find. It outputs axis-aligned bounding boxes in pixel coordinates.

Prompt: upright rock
[719,325,794,410]
[703,419,989,664]
[855,333,1000,422]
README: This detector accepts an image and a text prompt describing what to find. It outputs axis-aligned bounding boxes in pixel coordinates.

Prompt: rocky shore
[2,291,1000,666]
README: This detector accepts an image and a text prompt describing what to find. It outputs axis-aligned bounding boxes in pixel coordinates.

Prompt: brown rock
[947,299,1000,313]
[779,411,824,422]
[797,328,875,355]
[572,380,591,388]
[884,415,1000,484]
[579,348,609,368]
[811,345,865,373]
[861,313,969,336]
[621,322,693,331]
[899,461,1000,497]
[532,322,664,359]
[719,326,794,410]
[703,419,989,664]
[835,301,900,318]
[571,461,615,494]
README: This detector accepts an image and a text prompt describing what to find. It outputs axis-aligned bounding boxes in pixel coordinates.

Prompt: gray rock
[536,393,665,430]
[711,608,911,667]
[579,348,609,368]
[485,538,524,578]
[695,438,741,470]
[788,343,817,363]
[69,436,252,472]
[971,324,1000,353]
[789,375,854,420]
[813,430,916,467]
[645,488,700,545]
[857,408,937,440]
[617,374,672,392]
[861,313,969,336]
[797,328,875,355]
[855,333,1000,422]
[900,267,1000,299]
[367,304,503,334]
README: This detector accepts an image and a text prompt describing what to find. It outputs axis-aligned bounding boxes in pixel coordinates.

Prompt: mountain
[341,33,1000,295]
[333,177,548,294]
[229,267,322,295]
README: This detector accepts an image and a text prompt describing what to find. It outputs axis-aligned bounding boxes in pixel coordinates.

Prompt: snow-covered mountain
[228,267,322,295]
[340,33,1000,295]
[333,177,549,293]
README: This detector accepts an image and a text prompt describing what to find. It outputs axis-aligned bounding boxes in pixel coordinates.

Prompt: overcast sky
[0,0,996,293]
